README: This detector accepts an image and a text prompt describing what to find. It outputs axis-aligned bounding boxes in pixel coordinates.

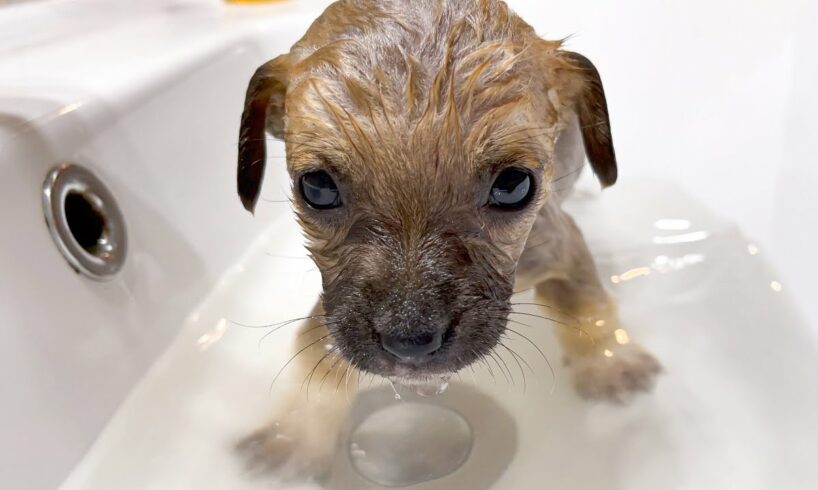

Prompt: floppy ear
[237,55,291,213]
[560,51,617,187]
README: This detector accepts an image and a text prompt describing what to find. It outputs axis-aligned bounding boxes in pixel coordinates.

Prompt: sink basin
[2,1,817,489]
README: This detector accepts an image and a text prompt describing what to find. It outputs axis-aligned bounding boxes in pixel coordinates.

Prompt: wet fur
[236,0,660,477]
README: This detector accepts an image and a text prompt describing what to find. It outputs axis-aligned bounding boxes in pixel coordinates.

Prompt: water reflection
[58,102,83,116]
[196,318,227,351]
[652,230,709,244]
[614,328,630,345]
[652,253,705,272]
[654,218,692,231]
[611,266,651,283]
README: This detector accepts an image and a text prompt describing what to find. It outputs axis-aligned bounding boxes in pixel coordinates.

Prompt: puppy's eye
[488,167,534,210]
[300,170,341,209]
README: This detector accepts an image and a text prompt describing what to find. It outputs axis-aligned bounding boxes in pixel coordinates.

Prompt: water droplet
[387,379,402,400]
[436,374,451,395]
[412,374,451,397]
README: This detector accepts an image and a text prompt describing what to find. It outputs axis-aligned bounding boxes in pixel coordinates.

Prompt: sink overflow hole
[64,192,107,252]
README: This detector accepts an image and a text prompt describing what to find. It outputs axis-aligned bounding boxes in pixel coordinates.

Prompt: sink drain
[348,403,473,487]
[42,163,127,280]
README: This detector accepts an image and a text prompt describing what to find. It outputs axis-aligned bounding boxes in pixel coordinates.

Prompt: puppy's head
[237,1,615,380]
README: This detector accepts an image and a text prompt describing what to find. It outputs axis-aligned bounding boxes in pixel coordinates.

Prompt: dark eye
[300,170,341,210]
[488,167,534,210]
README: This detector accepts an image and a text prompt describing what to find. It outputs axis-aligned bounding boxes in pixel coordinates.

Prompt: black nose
[381,331,443,360]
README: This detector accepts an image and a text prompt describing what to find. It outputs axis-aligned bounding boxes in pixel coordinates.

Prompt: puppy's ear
[560,51,617,187]
[238,55,291,213]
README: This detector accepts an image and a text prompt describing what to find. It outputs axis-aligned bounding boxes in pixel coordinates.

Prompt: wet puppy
[236,0,660,477]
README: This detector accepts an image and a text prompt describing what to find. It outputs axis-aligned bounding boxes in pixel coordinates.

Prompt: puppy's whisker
[344,357,357,402]
[336,362,352,394]
[297,323,333,338]
[503,327,556,393]
[228,314,327,330]
[507,311,592,340]
[333,353,346,391]
[553,165,584,183]
[472,349,497,384]
[302,346,337,399]
[508,310,573,329]
[484,357,498,385]
[268,333,333,394]
[511,302,582,323]
[318,349,345,394]
[486,351,508,384]
[499,341,530,393]
[489,350,514,386]
[490,313,585,354]
[258,319,336,351]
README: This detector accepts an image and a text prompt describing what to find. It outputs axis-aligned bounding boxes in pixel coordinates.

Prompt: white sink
[0,1,328,487]
[1,1,816,489]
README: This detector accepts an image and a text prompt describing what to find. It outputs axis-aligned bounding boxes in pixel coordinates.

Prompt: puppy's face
[285,97,547,379]
[237,1,615,381]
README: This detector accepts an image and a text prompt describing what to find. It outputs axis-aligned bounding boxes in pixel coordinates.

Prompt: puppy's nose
[381,331,443,361]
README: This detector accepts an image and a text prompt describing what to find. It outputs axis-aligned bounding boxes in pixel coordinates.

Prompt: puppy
[236,0,661,478]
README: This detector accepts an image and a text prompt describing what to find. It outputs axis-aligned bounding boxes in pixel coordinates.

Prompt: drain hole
[64,192,106,253]
[44,163,127,279]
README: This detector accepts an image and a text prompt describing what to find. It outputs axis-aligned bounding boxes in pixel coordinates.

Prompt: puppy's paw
[569,342,662,403]
[236,404,343,481]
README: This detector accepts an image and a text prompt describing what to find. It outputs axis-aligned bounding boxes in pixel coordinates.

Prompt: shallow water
[62,178,818,490]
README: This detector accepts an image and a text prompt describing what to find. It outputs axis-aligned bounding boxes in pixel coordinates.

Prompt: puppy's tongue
[389,374,451,398]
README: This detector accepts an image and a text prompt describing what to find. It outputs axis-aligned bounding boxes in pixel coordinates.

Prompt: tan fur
[273,0,585,284]
[236,0,660,477]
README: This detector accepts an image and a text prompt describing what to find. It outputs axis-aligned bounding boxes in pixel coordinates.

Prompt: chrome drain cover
[349,402,473,487]
[42,163,127,280]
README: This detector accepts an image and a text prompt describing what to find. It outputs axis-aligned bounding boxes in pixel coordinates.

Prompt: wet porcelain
[1,1,817,489]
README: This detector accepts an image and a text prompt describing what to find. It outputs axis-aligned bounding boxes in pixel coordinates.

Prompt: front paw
[569,342,662,403]
[236,404,342,481]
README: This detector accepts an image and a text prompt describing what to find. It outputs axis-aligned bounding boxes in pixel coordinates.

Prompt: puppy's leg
[236,307,351,480]
[517,211,661,402]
